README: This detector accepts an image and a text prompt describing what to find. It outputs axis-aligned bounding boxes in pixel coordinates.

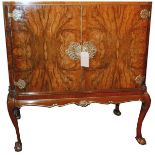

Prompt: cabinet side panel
[3,4,15,89]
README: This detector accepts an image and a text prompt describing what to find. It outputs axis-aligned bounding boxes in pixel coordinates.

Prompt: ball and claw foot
[14,142,22,152]
[113,108,121,116]
[135,137,146,145]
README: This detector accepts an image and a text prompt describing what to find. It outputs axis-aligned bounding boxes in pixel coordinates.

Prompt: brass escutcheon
[66,41,96,60]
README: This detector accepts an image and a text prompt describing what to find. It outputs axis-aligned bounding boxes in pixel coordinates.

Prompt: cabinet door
[7,4,82,93]
[82,4,151,91]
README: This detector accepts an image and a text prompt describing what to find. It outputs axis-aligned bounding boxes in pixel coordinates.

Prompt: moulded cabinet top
[3,1,152,6]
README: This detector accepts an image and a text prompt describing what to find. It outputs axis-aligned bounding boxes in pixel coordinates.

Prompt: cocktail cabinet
[3,1,152,151]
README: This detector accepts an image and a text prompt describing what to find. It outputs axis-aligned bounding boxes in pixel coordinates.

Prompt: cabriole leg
[113,104,121,116]
[136,92,151,145]
[7,96,22,152]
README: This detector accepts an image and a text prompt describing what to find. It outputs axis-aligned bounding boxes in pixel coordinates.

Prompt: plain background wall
[0,0,154,154]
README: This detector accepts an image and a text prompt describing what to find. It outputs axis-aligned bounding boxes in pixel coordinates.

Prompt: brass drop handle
[140,9,151,19]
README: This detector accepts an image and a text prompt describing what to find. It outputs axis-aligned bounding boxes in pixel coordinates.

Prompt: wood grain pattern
[10,5,82,92]
[82,4,151,90]
[4,3,151,93]
[3,5,15,89]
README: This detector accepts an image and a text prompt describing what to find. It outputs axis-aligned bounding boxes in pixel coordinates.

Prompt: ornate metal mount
[14,79,26,89]
[140,9,151,19]
[66,41,96,60]
[49,100,116,108]
[135,75,145,85]
[76,100,91,107]
[8,9,23,21]
[46,100,95,108]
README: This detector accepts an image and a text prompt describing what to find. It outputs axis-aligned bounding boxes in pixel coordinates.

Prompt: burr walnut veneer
[3,1,152,151]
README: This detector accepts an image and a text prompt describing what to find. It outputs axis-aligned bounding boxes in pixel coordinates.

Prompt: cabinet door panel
[82,4,151,90]
[9,5,82,92]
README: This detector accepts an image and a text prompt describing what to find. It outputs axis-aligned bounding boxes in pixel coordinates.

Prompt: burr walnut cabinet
[3,1,152,151]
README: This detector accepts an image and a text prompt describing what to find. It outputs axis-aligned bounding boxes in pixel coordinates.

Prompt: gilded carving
[48,101,96,108]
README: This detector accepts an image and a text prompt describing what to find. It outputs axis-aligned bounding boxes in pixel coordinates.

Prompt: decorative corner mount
[8,9,23,21]
[140,9,151,19]
[135,75,145,85]
[14,79,26,89]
